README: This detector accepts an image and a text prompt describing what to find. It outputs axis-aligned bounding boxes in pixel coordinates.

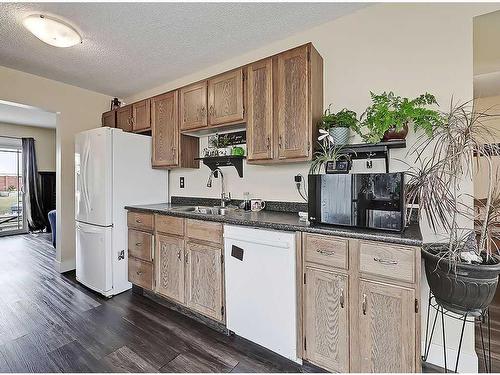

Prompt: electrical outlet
[180,177,185,188]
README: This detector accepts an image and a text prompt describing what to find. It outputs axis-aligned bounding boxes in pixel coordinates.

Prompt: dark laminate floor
[0,233,318,373]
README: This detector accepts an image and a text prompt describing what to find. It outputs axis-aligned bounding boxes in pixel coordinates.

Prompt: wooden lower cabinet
[358,280,416,373]
[304,266,349,373]
[156,234,185,304]
[128,256,154,290]
[302,234,420,373]
[127,212,224,324]
[185,241,224,322]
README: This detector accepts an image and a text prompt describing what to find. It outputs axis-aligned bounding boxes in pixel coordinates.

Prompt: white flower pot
[329,127,350,145]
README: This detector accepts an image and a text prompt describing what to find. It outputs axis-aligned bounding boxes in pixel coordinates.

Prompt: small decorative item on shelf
[110,97,121,110]
[209,133,232,156]
[318,104,357,146]
[352,91,441,143]
[203,148,218,157]
[231,146,245,156]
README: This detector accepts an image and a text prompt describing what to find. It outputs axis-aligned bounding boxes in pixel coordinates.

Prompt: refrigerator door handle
[82,139,92,215]
[76,222,105,234]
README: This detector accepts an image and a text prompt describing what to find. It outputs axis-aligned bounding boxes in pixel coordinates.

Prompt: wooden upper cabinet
[132,99,151,132]
[304,267,349,373]
[358,280,415,373]
[151,91,179,167]
[208,68,244,126]
[185,241,223,322]
[180,81,207,131]
[156,234,185,304]
[247,59,273,161]
[102,110,116,128]
[116,105,133,132]
[276,45,310,160]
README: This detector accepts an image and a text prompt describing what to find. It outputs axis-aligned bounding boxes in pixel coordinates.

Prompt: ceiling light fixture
[23,14,82,48]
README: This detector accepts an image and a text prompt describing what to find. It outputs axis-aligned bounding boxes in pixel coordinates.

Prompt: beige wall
[0,123,56,172]
[0,65,111,272]
[126,4,500,370]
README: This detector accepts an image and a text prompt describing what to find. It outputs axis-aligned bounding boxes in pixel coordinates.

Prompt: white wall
[0,122,56,172]
[0,66,111,272]
[126,4,500,371]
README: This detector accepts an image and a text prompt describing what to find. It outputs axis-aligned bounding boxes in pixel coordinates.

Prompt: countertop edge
[125,206,423,247]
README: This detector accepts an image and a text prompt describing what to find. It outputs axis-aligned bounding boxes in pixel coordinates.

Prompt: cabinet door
[116,105,133,132]
[185,241,223,321]
[156,234,185,304]
[151,91,179,167]
[208,68,244,126]
[304,267,349,373]
[102,110,116,128]
[247,59,273,161]
[180,82,207,130]
[276,45,310,159]
[132,99,151,132]
[358,280,415,373]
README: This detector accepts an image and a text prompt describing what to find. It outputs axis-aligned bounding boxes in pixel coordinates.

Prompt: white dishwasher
[224,225,299,363]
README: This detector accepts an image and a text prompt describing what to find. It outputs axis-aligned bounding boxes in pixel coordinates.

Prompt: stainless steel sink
[170,205,235,216]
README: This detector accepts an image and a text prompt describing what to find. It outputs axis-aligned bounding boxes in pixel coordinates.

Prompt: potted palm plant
[318,105,357,146]
[407,101,500,315]
[354,91,442,143]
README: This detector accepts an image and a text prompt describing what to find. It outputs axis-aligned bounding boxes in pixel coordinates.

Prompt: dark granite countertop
[125,202,423,247]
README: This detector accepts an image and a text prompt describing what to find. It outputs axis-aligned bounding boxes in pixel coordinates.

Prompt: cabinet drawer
[127,211,154,232]
[155,214,184,236]
[359,241,415,283]
[128,257,153,290]
[304,233,348,270]
[128,229,153,261]
[186,219,222,244]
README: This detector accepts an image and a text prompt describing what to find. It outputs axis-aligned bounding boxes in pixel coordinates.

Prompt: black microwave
[308,173,405,232]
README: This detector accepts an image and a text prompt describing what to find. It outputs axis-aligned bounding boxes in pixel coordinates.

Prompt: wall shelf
[194,155,246,177]
[336,140,406,173]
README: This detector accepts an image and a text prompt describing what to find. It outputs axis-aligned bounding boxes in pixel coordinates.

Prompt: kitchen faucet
[206,168,231,207]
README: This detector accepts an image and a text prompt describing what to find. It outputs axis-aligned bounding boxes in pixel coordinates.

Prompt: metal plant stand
[422,292,492,373]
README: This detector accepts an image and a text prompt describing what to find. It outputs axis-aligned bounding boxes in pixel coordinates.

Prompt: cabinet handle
[209,105,214,116]
[266,137,270,150]
[185,252,189,264]
[135,219,142,223]
[200,106,206,118]
[340,288,345,308]
[316,249,335,256]
[373,257,398,265]
[172,147,176,159]
[135,242,142,247]
[278,135,283,149]
[362,293,367,315]
[136,270,143,276]
[177,249,181,261]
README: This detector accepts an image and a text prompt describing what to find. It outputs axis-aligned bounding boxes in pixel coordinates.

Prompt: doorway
[0,137,26,235]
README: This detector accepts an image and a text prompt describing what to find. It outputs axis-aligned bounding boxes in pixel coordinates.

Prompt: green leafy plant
[318,104,358,131]
[309,130,354,174]
[352,92,443,143]
[209,134,230,148]
[218,135,230,148]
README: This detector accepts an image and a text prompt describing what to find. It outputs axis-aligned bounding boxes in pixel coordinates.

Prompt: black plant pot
[422,246,500,316]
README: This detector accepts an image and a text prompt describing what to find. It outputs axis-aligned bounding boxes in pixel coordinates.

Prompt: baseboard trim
[54,258,76,273]
[423,341,478,373]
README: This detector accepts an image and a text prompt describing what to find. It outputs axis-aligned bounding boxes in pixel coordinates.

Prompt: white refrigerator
[75,127,167,297]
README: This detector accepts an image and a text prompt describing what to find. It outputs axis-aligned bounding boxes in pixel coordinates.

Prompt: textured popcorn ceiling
[0,2,367,97]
